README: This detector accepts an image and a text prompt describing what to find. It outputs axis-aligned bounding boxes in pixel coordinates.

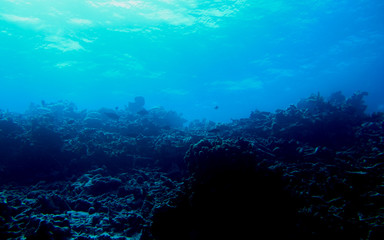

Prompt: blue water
[1,0,383,122]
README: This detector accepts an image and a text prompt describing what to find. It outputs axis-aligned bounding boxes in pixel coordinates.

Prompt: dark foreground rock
[150,136,384,239]
[1,92,384,240]
[151,138,302,239]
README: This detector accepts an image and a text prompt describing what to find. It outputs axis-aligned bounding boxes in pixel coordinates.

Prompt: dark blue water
[1,0,383,122]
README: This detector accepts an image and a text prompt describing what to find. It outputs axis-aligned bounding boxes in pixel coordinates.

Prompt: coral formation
[1,92,384,240]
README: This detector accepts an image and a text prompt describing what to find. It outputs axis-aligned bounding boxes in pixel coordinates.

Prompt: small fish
[162,125,171,130]
[103,112,120,120]
[214,106,219,110]
[137,109,148,116]
[208,128,221,134]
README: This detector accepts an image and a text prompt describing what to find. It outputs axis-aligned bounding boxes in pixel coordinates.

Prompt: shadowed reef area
[1,91,384,240]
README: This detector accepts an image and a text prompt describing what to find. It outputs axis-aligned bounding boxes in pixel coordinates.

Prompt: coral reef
[1,92,384,240]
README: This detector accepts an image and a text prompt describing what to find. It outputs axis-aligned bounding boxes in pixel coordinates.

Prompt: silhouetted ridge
[1,92,384,240]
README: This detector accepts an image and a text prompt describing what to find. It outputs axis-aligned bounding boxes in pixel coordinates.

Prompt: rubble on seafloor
[1,91,384,240]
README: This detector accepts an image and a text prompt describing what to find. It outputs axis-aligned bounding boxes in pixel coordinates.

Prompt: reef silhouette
[1,92,384,240]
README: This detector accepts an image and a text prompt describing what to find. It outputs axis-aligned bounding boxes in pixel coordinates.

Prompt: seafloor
[1,91,384,240]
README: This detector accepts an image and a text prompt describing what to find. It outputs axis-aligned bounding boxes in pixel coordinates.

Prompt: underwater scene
[1,0,384,239]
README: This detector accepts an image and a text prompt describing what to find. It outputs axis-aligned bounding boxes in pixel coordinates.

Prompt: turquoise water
[0,0,383,122]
